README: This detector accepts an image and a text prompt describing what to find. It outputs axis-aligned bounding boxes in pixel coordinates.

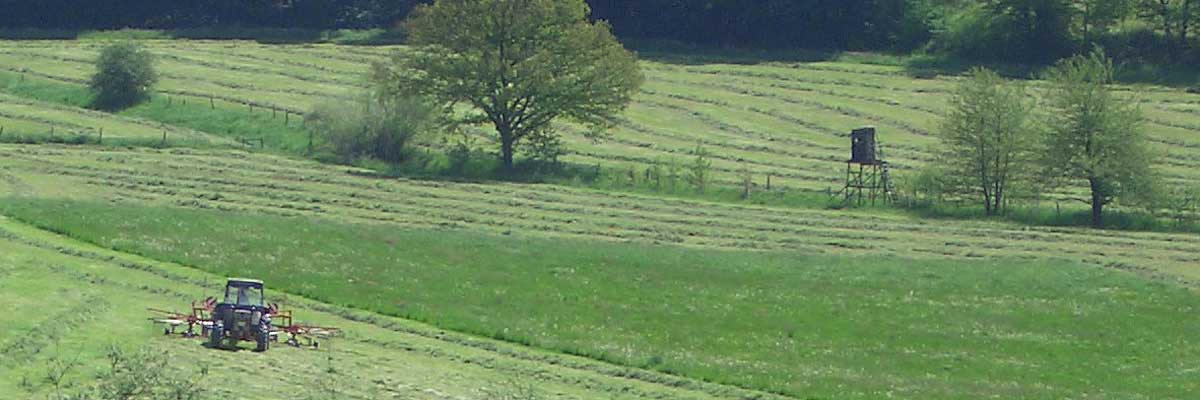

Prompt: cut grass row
[3,145,1199,284]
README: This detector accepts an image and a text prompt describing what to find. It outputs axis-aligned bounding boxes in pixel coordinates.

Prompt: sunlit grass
[3,198,1199,399]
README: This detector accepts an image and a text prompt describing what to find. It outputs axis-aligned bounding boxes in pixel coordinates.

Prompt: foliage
[373,0,643,170]
[1154,185,1200,225]
[898,167,951,206]
[521,128,568,173]
[1039,49,1155,227]
[88,42,157,110]
[1,1,1198,65]
[1137,0,1198,61]
[927,1,1074,64]
[1073,0,1136,44]
[307,94,438,164]
[0,0,416,30]
[67,347,208,400]
[936,67,1035,215]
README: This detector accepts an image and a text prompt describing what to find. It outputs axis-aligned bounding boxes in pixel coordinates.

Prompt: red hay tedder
[149,278,339,352]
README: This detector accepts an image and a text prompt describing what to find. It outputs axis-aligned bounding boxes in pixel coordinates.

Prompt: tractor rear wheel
[255,330,270,352]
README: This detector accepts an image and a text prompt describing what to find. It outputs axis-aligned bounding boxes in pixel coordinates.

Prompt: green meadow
[0,37,1197,399]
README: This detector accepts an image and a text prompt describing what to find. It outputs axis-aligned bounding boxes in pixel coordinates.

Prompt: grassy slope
[2,199,1198,399]
[0,70,312,152]
[2,40,1199,199]
[0,215,765,400]
[4,145,1198,284]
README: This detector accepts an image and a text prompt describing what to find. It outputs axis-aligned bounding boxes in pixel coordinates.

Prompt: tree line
[0,0,414,30]
[924,50,1162,228]
[2,1,1196,65]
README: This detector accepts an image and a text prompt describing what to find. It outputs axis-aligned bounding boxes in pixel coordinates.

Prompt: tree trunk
[1089,177,1104,228]
[501,137,515,172]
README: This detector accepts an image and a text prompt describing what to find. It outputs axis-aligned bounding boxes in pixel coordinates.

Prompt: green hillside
[0,36,1198,400]
[2,40,1199,197]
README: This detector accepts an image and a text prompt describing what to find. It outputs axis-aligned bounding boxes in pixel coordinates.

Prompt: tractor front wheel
[208,324,224,349]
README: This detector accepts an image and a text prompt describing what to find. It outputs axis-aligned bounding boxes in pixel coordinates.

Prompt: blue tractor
[207,278,273,352]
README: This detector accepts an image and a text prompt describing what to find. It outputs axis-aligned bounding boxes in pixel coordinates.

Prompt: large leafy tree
[1039,50,1155,228]
[374,0,643,170]
[937,67,1035,215]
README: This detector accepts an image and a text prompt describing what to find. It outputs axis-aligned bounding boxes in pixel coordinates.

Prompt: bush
[67,347,208,400]
[88,42,157,110]
[307,95,438,164]
[685,146,713,194]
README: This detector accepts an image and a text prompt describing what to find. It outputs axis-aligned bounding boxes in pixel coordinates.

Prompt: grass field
[1,40,1199,198]
[2,198,1198,399]
[3,145,1199,285]
[1,144,1199,398]
[0,214,775,400]
[0,37,1199,399]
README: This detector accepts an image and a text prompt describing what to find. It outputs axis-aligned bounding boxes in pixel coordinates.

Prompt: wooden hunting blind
[850,127,877,164]
[843,127,894,205]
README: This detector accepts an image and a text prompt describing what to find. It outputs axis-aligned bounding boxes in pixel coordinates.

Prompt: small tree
[936,67,1035,215]
[1163,186,1200,226]
[89,42,157,110]
[686,146,713,194]
[1039,50,1154,228]
[373,0,643,171]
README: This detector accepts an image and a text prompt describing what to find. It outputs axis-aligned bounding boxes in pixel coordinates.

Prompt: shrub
[67,347,208,400]
[307,95,438,164]
[88,42,157,110]
[521,128,568,174]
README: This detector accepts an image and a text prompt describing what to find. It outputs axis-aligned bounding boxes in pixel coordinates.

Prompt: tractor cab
[209,278,273,351]
[223,278,265,309]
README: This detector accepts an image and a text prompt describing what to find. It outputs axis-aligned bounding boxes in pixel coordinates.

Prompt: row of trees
[931,0,1198,64]
[2,1,1195,64]
[933,50,1155,227]
[0,0,414,30]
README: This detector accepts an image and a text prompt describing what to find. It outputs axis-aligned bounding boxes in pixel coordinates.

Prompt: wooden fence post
[210,96,215,110]
[307,130,313,154]
[162,130,167,144]
[98,127,103,144]
[0,125,5,139]
[272,107,277,119]
[285,111,289,125]
[766,174,772,190]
